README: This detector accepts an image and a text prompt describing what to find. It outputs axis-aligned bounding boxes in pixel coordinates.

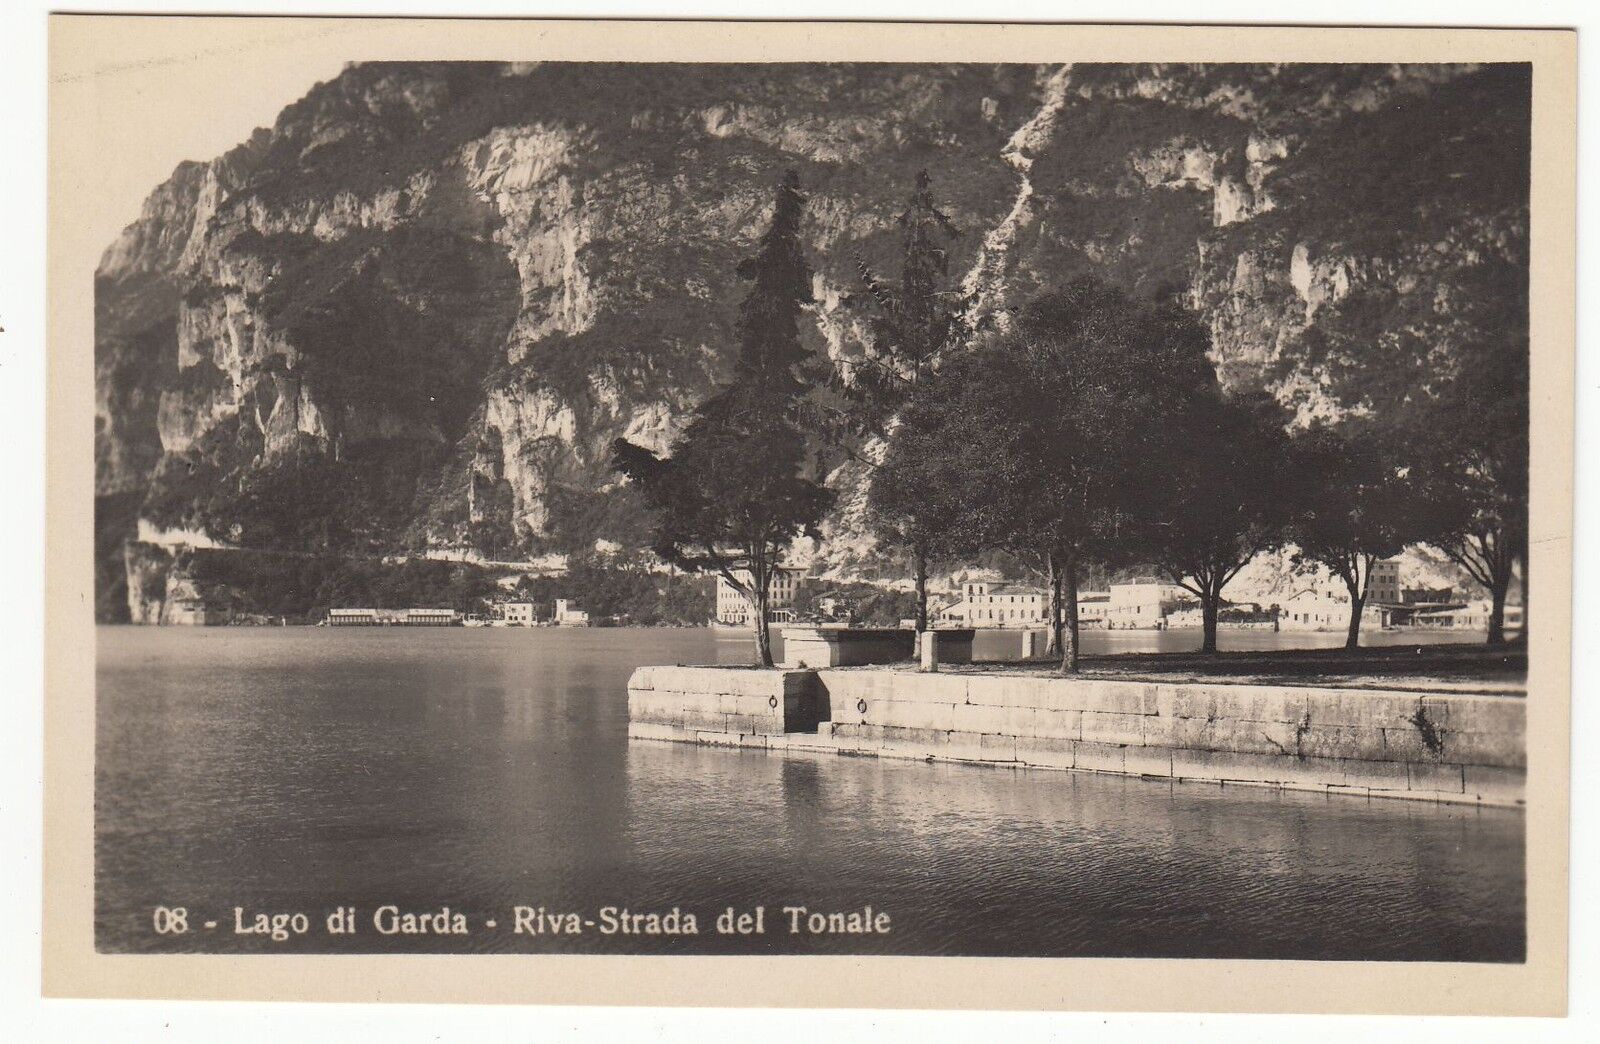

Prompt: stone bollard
[1020,629,1037,660]
[919,630,939,673]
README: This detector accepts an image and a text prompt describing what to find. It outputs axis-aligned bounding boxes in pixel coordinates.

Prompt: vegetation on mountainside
[1021,92,1249,302]
[253,225,521,437]
[133,224,521,558]
[179,549,712,625]
[186,550,501,620]
[95,272,179,498]
[510,560,714,626]
[142,432,456,556]
[539,484,655,559]
[246,63,1030,215]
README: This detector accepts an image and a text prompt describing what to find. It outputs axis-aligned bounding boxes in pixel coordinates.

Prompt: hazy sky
[65,18,366,254]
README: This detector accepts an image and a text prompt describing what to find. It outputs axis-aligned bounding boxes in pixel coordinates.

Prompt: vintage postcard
[46,16,1575,1013]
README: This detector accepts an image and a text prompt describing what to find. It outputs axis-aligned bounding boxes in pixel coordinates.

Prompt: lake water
[96,625,1523,959]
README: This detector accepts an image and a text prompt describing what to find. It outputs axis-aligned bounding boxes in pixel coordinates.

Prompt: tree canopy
[1130,387,1294,652]
[880,277,1218,670]
[1284,422,1419,648]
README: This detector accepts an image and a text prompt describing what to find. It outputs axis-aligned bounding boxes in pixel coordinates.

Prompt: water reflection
[96,626,1522,959]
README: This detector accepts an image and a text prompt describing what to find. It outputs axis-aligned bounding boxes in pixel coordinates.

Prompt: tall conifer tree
[613,172,832,666]
[844,171,977,634]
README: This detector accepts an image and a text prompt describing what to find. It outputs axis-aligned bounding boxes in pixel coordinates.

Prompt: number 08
[152,906,189,934]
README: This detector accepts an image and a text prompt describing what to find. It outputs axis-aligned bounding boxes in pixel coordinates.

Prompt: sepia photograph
[42,14,1577,1015]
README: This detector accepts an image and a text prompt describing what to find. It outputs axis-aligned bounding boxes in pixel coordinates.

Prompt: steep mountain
[94,62,1529,620]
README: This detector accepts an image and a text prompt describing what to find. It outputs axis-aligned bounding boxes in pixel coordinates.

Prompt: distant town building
[1104,578,1189,629]
[326,607,461,626]
[938,575,1122,629]
[400,608,461,626]
[328,608,383,626]
[554,598,590,627]
[1279,587,1353,629]
[500,601,536,626]
[167,593,222,626]
[1280,560,1404,631]
[1077,591,1110,625]
[1412,601,1524,631]
[937,574,1278,630]
[715,567,800,626]
[1367,559,1402,605]
[938,574,1050,627]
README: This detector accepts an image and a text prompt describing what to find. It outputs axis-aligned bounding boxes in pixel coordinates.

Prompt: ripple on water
[95,626,1523,959]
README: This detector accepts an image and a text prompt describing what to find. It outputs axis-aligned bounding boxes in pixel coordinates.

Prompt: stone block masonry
[626,666,1526,808]
[628,666,827,736]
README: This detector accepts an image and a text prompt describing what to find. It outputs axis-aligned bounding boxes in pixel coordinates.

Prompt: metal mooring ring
[856,699,867,714]
[768,695,779,709]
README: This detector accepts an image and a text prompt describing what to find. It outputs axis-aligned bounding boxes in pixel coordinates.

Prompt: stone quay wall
[627,665,829,740]
[626,666,1525,807]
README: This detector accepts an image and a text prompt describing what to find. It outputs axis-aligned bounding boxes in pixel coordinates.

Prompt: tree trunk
[1045,551,1063,658]
[1200,591,1219,654]
[753,625,774,666]
[1487,574,1509,646]
[913,548,929,636]
[750,559,774,667]
[1344,592,1365,650]
[1058,556,1081,675]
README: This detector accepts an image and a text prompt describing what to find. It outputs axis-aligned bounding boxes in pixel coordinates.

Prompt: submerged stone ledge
[626,665,1526,808]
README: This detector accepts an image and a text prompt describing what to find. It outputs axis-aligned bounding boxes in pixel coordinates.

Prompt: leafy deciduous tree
[1285,423,1418,649]
[883,278,1215,673]
[1133,389,1294,653]
[1416,254,1528,645]
[1246,66,1530,645]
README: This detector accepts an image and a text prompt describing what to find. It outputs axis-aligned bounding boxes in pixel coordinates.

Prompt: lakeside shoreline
[99,622,1524,690]
[627,661,1528,807]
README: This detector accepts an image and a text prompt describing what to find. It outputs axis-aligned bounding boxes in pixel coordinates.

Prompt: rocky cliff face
[95,62,1528,616]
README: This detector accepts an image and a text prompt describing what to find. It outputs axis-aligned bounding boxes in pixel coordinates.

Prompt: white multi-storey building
[938,573,1117,629]
[1280,559,1404,630]
[939,575,1050,627]
[715,567,800,626]
[1366,559,1402,605]
[500,601,536,626]
[713,566,800,624]
[1103,578,1189,629]
[1077,592,1111,625]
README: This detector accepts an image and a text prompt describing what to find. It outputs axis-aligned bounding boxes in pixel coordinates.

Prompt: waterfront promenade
[628,644,1527,807]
